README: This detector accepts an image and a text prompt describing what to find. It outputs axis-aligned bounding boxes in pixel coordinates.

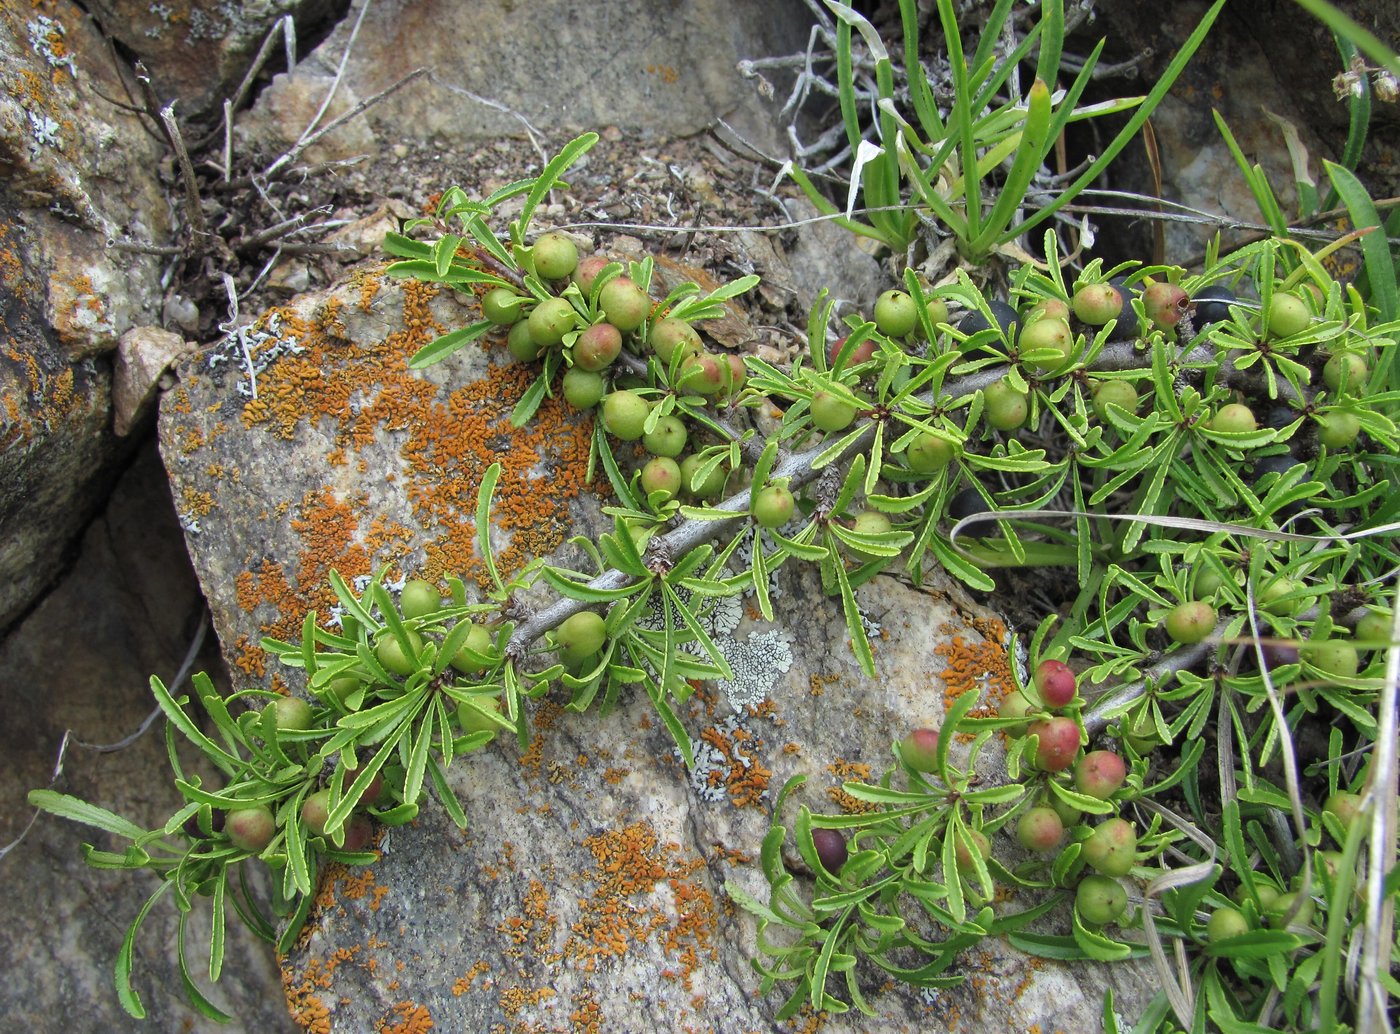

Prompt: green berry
[562,367,606,410]
[400,578,441,619]
[1210,403,1258,434]
[915,299,950,338]
[572,255,610,296]
[1082,817,1137,877]
[601,390,650,441]
[265,695,314,732]
[649,317,703,364]
[953,828,990,875]
[753,484,795,529]
[1072,283,1124,326]
[1315,410,1361,449]
[527,297,579,348]
[482,288,526,326]
[1322,790,1364,838]
[1300,638,1360,679]
[998,689,1034,733]
[874,289,919,337]
[1265,292,1311,338]
[557,611,606,664]
[810,391,858,433]
[1205,906,1249,942]
[1355,608,1392,648]
[457,694,504,734]
[1027,716,1080,772]
[376,629,424,676]
[1258,576,1307,616]
[533,232,578,280]
[1143,279,1189,329]
[450,623,496,675]
[679,454,727,502]
[1018,317,1074,372]
[1165,600,1216,645]
[507,319,545,361]
[642,415,688,458]
[1323,352,1368,393]
[677,351,730,396]
[1016,806,1065,852]
[1091,380,1138,420]
[1267,891,1316,929]
[983,378,1029,431]
[1076,874,1128,925]
[598,276,650,332]
[904,431,956,474]
[301,790,332,837]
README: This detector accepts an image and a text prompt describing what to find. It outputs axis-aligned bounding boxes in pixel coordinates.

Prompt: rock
[0,443,294,1033]
[234,0,814,158]
[79,0,342,122]
[0,1,172,628]
[158,262,1158,1031]
[113,326,195,436]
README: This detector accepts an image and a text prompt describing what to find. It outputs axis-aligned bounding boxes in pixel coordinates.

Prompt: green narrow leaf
[1325,160,1398,323]
[27,789,150,842]
[476,464,504,595]
[511,132,599,244]
[408,321,494,369]
[115,881,172,1018]
[148,676,241,771]
[509,369,552,428]
[210,872,227,982]
[433,233,463,278]
[176,910,234,1022]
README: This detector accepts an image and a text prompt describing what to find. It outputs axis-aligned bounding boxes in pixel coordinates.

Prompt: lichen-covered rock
[78,0,341,121]
[234,0,813,158]
[159,263,1160,1032]
[0,0,172,628]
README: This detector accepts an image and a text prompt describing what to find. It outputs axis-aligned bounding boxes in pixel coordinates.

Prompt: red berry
[1027,716,1080,772]
[1033,659,1077,708]
[1073,750,1127,800]
[900,728,940,772]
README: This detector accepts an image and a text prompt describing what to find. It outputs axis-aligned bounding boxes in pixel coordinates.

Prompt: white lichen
[714,629,793,712]
[27,16,78,77]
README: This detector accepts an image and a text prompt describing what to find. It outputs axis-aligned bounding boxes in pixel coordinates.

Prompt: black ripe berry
[1193,284,1238,328]
[957,300,1019,339]
[948,487,995,536]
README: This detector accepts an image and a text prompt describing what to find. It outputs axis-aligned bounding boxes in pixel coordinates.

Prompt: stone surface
[79,0,344,122]
[234,0,814,160]
[114,325,195,436]
[0,0,172,628]
[157,260,1159,1031]
[0,443,294,1033]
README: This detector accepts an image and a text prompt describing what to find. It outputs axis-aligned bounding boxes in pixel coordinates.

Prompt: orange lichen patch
[0,222,24,291]
[563,821,717,988]
[808,673,840,697]
[179,485,215,519]
[824,758,879,814]
[377,1000,433,1034]
[935,618,1013,730]
[451,960,491,996]
[1,343,91,450]
[282,963,333,1034]
[696,722,771,808]
[569,991,603,1034]
[499,986,556,1017]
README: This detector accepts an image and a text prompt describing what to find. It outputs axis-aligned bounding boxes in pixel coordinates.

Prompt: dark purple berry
[811,828,848,875]
[1193,284,1238,327]
[947,487,995,536]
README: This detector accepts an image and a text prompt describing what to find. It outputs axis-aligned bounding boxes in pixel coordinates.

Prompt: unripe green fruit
[1018,317,1074,372]
[642,415,687,458]
[1323,352,1368,393]
[900,728,940,772]
[598,276,649,332]
[723,354,748,397]
[573,322,623,371]
[1074,750,1127,800]
[400,578,441,619]
[265,695,313,732]
[1234,880,1282,911]
[376,629,424,676]
[916,298,950,337]
[1027,298,1070,323]
[1027,716,1080,772]
[1165,600,1216,645]
[846,509,892,562]
[874,289,919,337]
[1016,806,1065,852]
[1049,794,1082,827]
[1267,891,1316,929]
[1072,283,1124,326]
[1091,380,1138,420]
[1322,790,1364,836]
[1301,638,1360,679]
[1205,906,1249,942]
[508,318,545,361]
[557,611,607,664]
[301,790,332,837]
[1266,292,1311,338]
[482,288,526,326]
[753,485,795,529]
[953,828,990,875]
[562,366,606,410]
[457,694,504,734]
[1082,817,1137,876]
[572,254,610,296]
[640,456,683,502]
[450,623,495,675]
[905,431,956,474]
[1355,608,1392,647]
[983,378,1029,431]
[1210,403,1258,434]
[650,317,703,364]
[602,390,650,440]
[528,297,578,348]
[320,675,364,708]
[1195,567,1227,599]
[1316,410,1361,449]
[226,805,277,853]
[533,232,579,280]
[677,351,729,395]
[679,454,726,501]
[1258,576,1307,616]
[810,391,858,433]
[998,688,1034,733]
[1076,874,1128,925]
